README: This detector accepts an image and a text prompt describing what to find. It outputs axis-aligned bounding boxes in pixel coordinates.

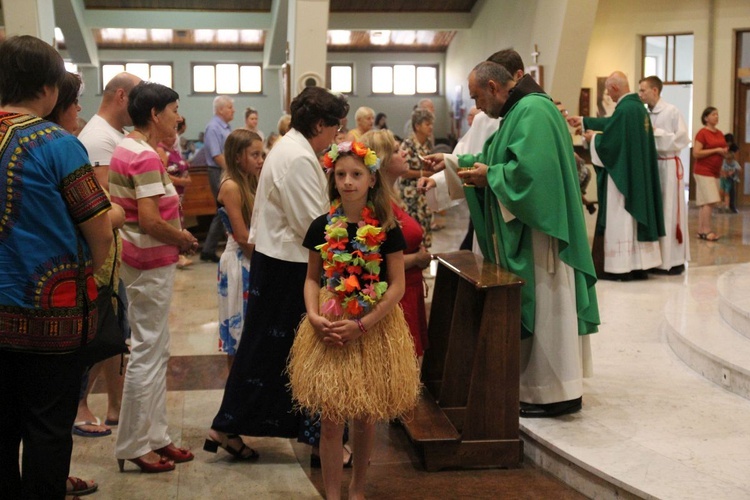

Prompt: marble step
[717,265,750,341]
[665,263,750,400]
[520,269,750,499]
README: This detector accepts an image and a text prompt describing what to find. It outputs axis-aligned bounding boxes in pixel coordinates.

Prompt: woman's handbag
[78,233,129,367]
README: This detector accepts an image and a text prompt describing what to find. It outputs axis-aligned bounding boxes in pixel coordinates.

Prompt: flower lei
[322,141,380,175]
[316,198,388,318]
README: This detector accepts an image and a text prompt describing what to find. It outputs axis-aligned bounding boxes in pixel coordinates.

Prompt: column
[2,0,56,44]
[288,0,330,95]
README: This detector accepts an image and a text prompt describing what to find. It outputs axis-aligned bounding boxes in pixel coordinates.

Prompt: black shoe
[730,207,739,214]
[520,397,582,418]
[200,252,220,263]
[599,272,633,282]
[667,264,685,275]
[630,270,649,280]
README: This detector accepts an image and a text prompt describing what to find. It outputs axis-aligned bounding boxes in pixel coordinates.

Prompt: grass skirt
[288,290,421,424]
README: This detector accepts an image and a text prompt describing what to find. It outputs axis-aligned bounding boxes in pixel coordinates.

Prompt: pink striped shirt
[109,137,181,270]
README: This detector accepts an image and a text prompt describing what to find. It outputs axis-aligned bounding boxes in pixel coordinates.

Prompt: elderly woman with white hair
[344,105,375,142]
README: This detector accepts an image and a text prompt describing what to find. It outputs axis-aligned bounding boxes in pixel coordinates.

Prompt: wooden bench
[181,166,216,217]
[401,250,525,471]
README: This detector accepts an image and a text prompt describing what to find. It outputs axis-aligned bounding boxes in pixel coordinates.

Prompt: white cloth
[217,234,250,355]
[248,128,328,263]
[649,99,691,269]
[426,112,500,212]
[520,229,592,403]
[78,113,125,167]
[430,155,592,404]
[589,97,662,273]
[115,262,176,460]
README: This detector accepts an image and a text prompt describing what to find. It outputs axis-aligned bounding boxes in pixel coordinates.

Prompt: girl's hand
[309,313,343,346]
[328,319,364,345]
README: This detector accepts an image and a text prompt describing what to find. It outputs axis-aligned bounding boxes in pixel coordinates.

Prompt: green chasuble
[583,93,665,241]
[458,76,599,339]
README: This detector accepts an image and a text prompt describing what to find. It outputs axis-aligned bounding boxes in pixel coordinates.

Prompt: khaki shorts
[694,174,721,206]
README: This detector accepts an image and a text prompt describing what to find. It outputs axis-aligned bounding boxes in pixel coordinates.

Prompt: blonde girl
[217,129,263,368]
[288,141,420,500]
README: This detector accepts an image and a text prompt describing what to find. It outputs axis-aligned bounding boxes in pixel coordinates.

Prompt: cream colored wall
[446,0,535,124]
[446,0,598,128]
[582,0,750,135]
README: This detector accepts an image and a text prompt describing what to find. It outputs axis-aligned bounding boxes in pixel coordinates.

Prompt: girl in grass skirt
[288,141,420,500]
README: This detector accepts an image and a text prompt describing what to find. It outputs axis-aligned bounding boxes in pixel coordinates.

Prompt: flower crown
[322,141,381,174]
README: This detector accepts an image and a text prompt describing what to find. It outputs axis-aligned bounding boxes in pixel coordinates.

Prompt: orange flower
[328,238,347,250]
[346,298,363,316]
[361,207,379,226]
[323,153,334,169]
[363,231,385,248]
[351,142,368,157]
[343,274,360,292]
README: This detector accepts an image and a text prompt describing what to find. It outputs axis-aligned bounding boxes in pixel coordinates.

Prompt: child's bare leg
[348,418,376,500]
[321,418,345,500]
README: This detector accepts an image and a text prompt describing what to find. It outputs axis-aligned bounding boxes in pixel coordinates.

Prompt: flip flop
[104,419,119,426]
[72,417,112,438]
[66,476,98,496]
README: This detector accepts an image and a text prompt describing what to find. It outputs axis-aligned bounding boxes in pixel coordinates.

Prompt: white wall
[327,51,447,139]
[445,0,597,131]
[73,48,448,141]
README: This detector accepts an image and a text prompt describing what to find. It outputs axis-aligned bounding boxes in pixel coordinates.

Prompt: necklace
[316,198,387,318]
[133,129,151,142]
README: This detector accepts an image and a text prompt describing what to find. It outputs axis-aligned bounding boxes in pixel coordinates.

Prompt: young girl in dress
[288,141,420,500]
[217,129,263,368]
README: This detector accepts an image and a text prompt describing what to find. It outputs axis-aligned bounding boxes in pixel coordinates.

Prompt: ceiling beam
[83,10,272,29]
[328,12,472,30]
[54,0,99,66]
[81,9,471,31]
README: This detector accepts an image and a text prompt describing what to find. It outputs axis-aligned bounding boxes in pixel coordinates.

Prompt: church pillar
[2,0,56,45]
[288,0,330,95]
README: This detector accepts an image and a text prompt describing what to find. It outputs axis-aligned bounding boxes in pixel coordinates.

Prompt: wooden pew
[402,250,524,471]
[181,166,216,217]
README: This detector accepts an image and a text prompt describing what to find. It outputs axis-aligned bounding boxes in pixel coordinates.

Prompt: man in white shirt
[78,72,141,190]
[638,75,691,274]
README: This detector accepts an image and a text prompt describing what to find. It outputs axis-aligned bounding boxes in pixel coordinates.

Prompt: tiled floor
[75,201,750,498]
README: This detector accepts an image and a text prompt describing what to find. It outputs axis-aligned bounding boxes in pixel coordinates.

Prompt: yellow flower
[364,149,378,167]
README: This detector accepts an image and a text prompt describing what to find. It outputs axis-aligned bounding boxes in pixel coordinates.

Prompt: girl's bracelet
[354,318,367,335]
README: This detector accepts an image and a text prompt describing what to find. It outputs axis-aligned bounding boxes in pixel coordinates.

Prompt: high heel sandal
[155,444,194,463]
[117,456,175,473]
[203,433,259,460]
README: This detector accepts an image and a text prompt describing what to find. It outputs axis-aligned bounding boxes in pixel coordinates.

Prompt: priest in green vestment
[425,61,599,418]
[569,71,665,280]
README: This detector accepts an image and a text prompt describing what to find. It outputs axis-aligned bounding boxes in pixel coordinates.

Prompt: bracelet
[354,318,367,335]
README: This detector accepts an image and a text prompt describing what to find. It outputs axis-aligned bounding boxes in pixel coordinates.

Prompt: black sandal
[204,433,259,460]
[310,445,353,469]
